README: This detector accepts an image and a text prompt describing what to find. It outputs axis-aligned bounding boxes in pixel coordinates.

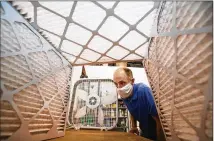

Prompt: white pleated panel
[80,49,101,62]
[119,30,147,50]
[73,2,106,31]
[61,40,83,56]
[106,46,129,60]
[65,23,92,45]
[114,1,154,25]
[135,42,149,58]
[88,35,113,54]
[98,16,129,42]
[37,7,66,36]
[97,1,116,9]
[137,9,157,37]
[39,1,74,17]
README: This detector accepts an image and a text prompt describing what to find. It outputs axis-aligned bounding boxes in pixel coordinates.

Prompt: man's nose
[117,84,123,88]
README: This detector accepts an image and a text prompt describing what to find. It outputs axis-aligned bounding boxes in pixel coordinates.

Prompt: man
[113,67,161,141]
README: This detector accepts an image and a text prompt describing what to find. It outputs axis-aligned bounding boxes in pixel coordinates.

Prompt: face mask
[117,83,133,99]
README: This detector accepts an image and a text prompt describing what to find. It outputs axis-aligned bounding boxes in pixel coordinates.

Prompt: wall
[70,66,150,88]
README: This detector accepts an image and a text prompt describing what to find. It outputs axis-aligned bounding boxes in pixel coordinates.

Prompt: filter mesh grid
[1,19,21,53]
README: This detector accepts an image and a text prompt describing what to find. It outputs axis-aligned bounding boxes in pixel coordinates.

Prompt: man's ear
[131,78,135,85]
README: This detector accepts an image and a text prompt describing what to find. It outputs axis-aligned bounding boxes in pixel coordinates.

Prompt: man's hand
[129,127,139,135]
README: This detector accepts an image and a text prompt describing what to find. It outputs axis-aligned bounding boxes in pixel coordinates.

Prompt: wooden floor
[49,129,152,141]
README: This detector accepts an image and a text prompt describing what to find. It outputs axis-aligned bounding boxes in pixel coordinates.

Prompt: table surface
[49,129,152,141]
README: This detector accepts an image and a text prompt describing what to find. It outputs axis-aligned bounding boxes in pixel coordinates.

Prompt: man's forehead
[113,70,129,80]
[114,69,127,76]
[115,68,126,75]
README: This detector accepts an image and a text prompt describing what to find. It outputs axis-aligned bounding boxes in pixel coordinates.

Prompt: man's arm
[152,116,161,141]
[129,114,139,135]
[130,114,137,128]
[143,86,162,140]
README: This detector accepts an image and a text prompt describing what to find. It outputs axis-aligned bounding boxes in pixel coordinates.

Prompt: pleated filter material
[157,1,174,34]
[1,4,5,14]
[28,109,53,135]
[40,30,61,47]
[1,1,212,141]
[176,2,213,30]
[1,19,21,54]
[14,22,42,50]
[0,2,72,141]
[205,101,212,138]
[39,2,74,17]
[0,101,21,140]
[55,69,70,107]
[177,33,212,87]
[9,1,160,65]
[1,55,33,91]
[37,7,67,36]
[144,1,213,141]
[13,85,44,120]
[144,61,173,140]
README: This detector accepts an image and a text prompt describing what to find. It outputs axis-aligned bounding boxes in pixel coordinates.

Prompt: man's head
[113,67,135,99]
[113,67,135,88]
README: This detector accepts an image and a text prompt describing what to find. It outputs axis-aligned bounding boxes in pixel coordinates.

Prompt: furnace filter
[144,1,213,141]
[0,2,71,141]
